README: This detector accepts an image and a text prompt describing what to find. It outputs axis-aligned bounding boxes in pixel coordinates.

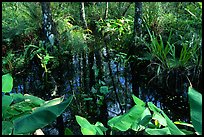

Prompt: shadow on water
[11,54,199,135]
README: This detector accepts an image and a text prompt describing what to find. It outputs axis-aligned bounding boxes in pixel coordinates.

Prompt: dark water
[11,54,192,135]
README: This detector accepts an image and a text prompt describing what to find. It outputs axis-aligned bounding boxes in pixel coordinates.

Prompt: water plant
[2,74,73,135]
[75,86,202,135]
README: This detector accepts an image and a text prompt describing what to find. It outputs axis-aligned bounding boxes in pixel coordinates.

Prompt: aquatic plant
[2,74,73,135]
[75,87,202,135]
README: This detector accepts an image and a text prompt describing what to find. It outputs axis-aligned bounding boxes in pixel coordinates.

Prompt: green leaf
[2,73,13,93]
[147,102,162,113]
[2,121,13,135]
[100,86,109,95]
[180,129,195,135]
[2,95,13,118]
[23,94,45,106]
[83,98,93,101]
[188,87,202,135]
[10,93,24,103]
[13,96,73,135]
[148,102,185,135]
[64,128,73,135]
[174,121,193,128]
[132,94,145,106]
[161,111,185,135]
[76,115,96,135]
[2,95,13,108]
[108,105,146,131]
[95,122,108,132]
[81,127,95,135]
[131,107,152,131]
[145,127,171,135]
[152,112,167,126]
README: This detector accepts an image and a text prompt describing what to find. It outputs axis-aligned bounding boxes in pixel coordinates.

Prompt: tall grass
[145,24,201,69]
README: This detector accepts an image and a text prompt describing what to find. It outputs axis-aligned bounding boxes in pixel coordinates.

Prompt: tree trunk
[129,2,142,98]
[104,35,123,115]
[41,2,64,134]
[104,2,108,19]
[80,2,88,29]
[41,2,56,52]
[80,2,90,115]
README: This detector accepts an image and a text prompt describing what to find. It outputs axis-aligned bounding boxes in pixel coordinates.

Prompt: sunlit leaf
[152,112,167,126]
[76,115,96,135]
[108,105,146,131]
[188,87,202,135]
[132,94,145,106]
[2,73,13,93]
[13,96,73,135]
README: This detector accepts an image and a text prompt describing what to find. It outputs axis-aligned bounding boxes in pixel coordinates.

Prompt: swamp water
[11,55,191,135]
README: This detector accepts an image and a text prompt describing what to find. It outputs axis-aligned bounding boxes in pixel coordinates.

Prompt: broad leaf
[145,127,171,135]
[95,122,108,132]
[148,102,185,135]
[13,96,73,135]
[132,94,146,107]
[2,121,13,135]
[10,93,24,103]
[2,95,13,118]
[147,102,162,113]
[108,105,146,131]
[76,115,96,135]
[161,111,185,135]
[152,112,167,126]
[23,94,45,106]
[131,107,152,131]
[188,87,202,135]
[2,73,13,93]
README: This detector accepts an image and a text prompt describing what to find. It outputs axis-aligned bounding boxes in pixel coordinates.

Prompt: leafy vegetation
[76,87,202,135]
[2,74,73,135]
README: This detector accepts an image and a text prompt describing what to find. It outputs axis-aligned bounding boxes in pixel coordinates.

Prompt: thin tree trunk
[104,35,124,115]
[41,2,56,52]
[129,2,142,97]
[41,2,65,134]
[80,2,88,29]
[104,2,108,19]
[80,2,90,114]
